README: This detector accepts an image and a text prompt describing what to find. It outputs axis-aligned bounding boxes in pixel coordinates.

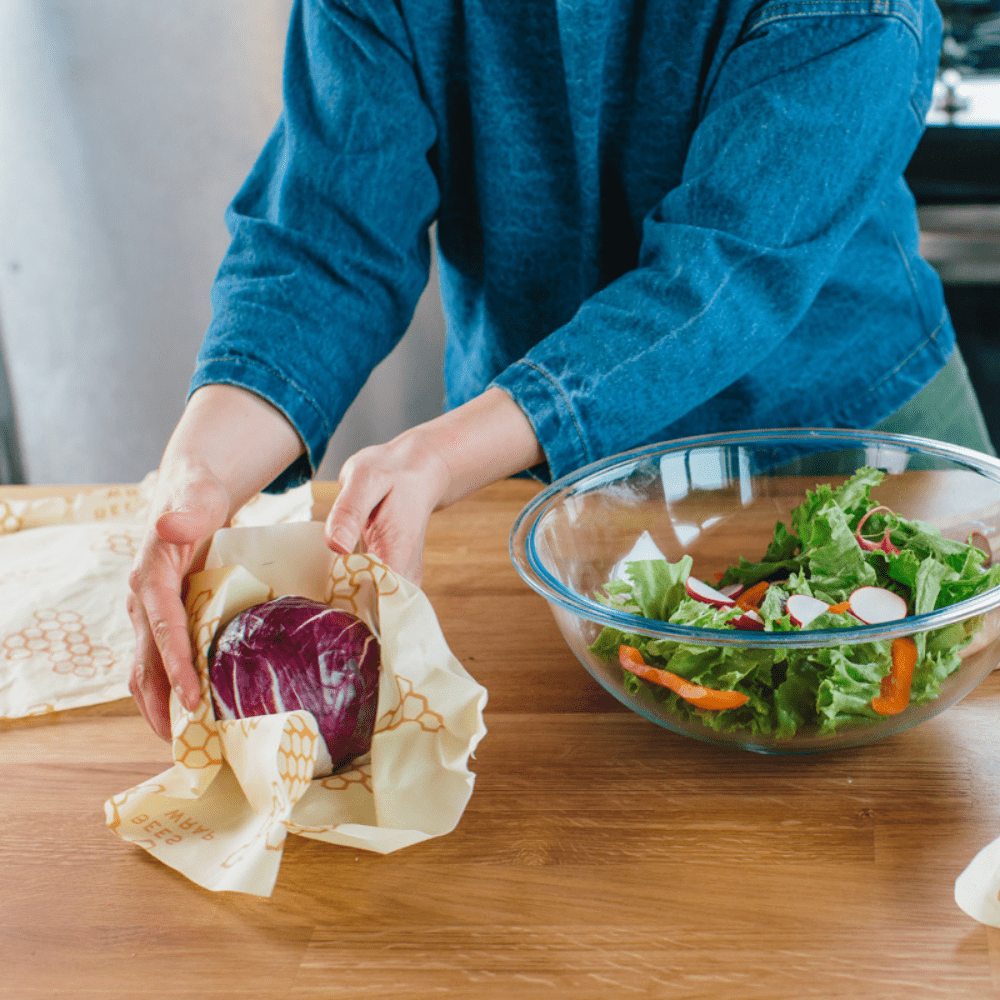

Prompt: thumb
[154,474,230,547]
[324,462,388,555]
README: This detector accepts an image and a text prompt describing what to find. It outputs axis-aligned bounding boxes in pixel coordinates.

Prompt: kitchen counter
[2,478,1000,998]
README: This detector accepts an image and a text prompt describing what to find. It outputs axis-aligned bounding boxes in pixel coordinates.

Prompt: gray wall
[0,0,446,485]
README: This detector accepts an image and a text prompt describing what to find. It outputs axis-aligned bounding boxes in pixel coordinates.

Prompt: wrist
[422,387,543,506]
[161,385,305,516]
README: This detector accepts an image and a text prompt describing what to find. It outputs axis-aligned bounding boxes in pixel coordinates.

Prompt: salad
[589,467,1000,738]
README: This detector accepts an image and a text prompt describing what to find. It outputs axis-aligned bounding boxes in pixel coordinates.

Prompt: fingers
[126,592,174,741]
[126,466,230,737]
[324,453,387,556]
[128,561,200,710]
[352,491,427,583]
[324,442,444,584]
[143,576,202,711]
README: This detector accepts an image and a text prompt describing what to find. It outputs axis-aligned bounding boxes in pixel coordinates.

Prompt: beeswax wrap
[106,521,488,896]
[0,478,313,720]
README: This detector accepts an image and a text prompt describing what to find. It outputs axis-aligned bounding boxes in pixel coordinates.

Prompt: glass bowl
[510,429,1000,753]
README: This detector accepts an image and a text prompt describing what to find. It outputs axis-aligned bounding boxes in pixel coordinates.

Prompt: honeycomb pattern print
[0,499,22,535]
[91,528,143,558]
[376,674,445,735]
[220,715,320,869]
[220,717,263,736]
[174,708,223,770]
[325,553,399,615]
[320,760,373,794]
[276,713,319,801]
[172,582,223,771]
[1,609,115,679]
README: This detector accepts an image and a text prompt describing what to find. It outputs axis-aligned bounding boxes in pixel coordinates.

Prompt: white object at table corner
[956,835,1000,928]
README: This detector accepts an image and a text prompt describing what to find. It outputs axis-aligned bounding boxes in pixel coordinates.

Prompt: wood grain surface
[2,479,1000,999]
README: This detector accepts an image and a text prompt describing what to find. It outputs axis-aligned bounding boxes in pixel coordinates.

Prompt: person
[127,0,993,740]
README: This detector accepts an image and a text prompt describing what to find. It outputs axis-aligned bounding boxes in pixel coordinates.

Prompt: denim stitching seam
[196,355,334,440]
[859,315,946,401]
[888,223,929,328]
[748,2,919,41]
[516,359,592,467]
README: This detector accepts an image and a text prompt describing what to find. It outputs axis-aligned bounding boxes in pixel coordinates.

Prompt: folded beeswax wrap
[0,478,313,719]
[105,521,488,896]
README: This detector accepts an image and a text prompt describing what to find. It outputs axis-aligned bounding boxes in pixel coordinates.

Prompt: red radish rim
[847,586,907,624]
[732,609,765,631]
[785,593,830,627]
[855,506,900,556]
[685,576,736,607]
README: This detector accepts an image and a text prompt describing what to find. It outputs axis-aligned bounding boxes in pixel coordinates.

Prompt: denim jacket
[192,0,953,488]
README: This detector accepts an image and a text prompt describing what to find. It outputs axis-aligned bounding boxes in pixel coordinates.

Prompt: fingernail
[330,529,354,553]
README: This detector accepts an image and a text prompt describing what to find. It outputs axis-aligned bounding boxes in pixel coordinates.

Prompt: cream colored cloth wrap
[105,521,488,896]
[0,477,313,719]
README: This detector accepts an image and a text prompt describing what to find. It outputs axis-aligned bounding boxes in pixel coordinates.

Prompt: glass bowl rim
[509,427,1000,649]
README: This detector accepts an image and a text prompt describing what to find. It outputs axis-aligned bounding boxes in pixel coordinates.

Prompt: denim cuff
[490,360,592,484]
[189,354,331,493]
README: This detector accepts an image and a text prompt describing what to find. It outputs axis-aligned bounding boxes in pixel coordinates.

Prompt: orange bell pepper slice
[827,601,851,614]
[870,637,917,716]
[735,581,769,611]
[618,645,750,711]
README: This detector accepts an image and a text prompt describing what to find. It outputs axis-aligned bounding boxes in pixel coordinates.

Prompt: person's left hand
[324,387,544,584]
[324,428,450,584]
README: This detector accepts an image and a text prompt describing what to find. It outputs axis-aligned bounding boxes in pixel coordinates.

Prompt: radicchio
[208,596,380,776]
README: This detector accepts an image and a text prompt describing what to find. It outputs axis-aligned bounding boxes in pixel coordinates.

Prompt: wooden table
[3,479,1000,998]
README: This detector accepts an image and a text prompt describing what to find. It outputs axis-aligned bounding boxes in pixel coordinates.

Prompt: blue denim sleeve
[190,0,439,491]
[491,5,936,482]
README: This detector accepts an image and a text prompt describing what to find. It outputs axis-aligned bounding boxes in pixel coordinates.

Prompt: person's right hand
[126,463,231,740]
[124,384,306,741]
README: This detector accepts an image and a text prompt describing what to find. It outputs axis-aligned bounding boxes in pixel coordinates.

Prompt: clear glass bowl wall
[510,429,1000,754]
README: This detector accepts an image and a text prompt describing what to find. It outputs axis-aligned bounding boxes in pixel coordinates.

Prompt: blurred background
[0,0,444,486]
[0,0,997,486]
[908,0,1000,455]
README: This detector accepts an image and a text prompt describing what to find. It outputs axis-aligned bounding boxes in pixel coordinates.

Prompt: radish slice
[719,582,744,599]
[971,531,993,568]
[855,506,900,556]
[685,577,736,608]
[732,609,765,631]
[847,586,907,624]
[786,594,830,628]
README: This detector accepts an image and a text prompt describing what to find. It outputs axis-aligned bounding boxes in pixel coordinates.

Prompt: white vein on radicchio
[208,596,380,776]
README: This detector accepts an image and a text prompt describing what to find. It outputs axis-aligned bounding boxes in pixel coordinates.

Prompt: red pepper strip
[735,581,769,611]
[871,637,918,716]
[619,645,750,711]
[827,601,851,614]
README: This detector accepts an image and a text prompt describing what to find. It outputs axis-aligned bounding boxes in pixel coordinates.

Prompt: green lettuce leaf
[625,557,692,622]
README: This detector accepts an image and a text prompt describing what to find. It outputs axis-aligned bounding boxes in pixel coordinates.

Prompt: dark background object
[943,284,1000,448]
[0,314,25,484]
[904,0,1000,453]
[907,128,1000,204]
